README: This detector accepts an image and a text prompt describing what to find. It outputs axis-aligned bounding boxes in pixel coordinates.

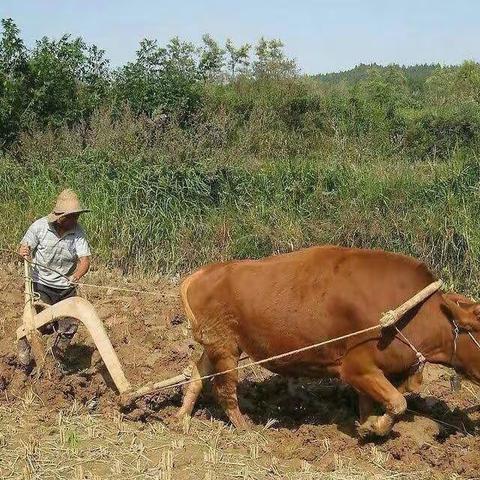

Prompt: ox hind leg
[177,343,247,429]
[210,348,248,430]
[343,364,407,437]
[177,351,213,420]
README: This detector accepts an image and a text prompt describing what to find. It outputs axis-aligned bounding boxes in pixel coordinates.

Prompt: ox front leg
[344,368,407,438]
[212,354,248,430]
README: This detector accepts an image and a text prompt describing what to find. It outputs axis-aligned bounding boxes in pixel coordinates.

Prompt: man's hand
[69,256,90,285]
[19,244,31,259]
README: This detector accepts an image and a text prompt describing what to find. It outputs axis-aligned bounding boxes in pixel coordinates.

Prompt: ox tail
[180,271,203,330]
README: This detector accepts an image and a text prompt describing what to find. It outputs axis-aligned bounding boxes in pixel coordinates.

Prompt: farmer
[17,189,91,368]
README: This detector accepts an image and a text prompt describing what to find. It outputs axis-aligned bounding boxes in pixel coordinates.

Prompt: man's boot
[52,318,78,359]
[17,338,33,372]
[52,333,72,362]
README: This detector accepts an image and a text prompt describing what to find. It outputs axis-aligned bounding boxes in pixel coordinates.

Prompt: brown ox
[177,246,480,436]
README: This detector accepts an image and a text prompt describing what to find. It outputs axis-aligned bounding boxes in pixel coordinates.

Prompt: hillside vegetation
[1,18,480,292]
[315,63,441,87]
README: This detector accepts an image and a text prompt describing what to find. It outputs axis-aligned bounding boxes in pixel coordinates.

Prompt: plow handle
[23,259,36,339]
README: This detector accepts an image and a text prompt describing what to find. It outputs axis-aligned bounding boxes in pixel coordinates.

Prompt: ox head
[441,293,480,385]
[442,293,480,331]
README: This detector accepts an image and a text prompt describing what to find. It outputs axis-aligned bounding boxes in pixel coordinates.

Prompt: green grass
[1,122,480,297]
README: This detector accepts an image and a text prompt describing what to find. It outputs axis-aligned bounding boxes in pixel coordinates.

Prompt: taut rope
[126,280,443,402]
[0,248,176,297]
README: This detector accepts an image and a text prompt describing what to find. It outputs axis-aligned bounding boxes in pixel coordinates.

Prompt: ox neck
[408,312,458,368]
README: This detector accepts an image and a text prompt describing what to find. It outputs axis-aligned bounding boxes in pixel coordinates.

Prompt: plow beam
[16,297,131,394]
[121,368,191,407]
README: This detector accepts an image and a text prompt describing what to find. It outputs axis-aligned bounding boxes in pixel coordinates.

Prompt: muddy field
[0,261,479,480]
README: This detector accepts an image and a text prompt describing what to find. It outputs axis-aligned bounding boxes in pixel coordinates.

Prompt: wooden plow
[17,261,191,400]
[19,260,130,392]
[17,291,192,398]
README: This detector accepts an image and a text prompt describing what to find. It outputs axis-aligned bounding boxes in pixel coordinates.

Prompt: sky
[1,0,479,74]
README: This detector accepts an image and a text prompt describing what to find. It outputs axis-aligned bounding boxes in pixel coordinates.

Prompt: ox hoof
[173,411,192,433]
[231,419,250,432]
[175,405,192,421]
[230,417,255,433]
[175,408,195,431]
[356,415,393,438]
[356,418,377,438]
[227,412,251,431]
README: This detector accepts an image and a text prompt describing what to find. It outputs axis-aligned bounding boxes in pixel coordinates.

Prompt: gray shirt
[21,217,91,289]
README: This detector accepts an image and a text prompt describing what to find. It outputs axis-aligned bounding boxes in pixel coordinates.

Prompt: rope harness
[129,281,446,401]
[451,319,460,361]
[468,331,480,350]
[394,325,426,372]
[397,293,480,394]
[447,306,480,391]
[394,308,480,382]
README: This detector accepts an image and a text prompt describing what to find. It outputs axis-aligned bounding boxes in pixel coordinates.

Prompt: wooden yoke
[17,297,131,394]
[380,280,443,328]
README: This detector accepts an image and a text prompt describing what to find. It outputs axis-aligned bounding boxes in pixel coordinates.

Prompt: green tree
[0,18,27,74]
[0,18,31,146]
[27,34,89,126]
[76,44,111,115]
[400,61,480,157]
[253,38,297,79]
[113,37,201,118]
[198,34,225,82]
[225,39,250,78]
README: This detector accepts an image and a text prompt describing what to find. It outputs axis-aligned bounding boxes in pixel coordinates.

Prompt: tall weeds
[1,103,480,295]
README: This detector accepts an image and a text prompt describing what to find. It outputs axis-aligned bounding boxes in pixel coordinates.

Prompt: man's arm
[70,256,91,284]
[71,229,91,284]
[19,221,40,259]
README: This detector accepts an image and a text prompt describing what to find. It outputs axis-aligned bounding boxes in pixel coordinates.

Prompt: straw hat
[47,189,90,223]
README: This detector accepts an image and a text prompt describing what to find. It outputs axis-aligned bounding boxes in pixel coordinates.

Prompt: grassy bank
[1,123,480,294]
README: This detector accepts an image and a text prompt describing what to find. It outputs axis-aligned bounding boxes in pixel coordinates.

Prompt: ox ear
[441,295,480,331]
